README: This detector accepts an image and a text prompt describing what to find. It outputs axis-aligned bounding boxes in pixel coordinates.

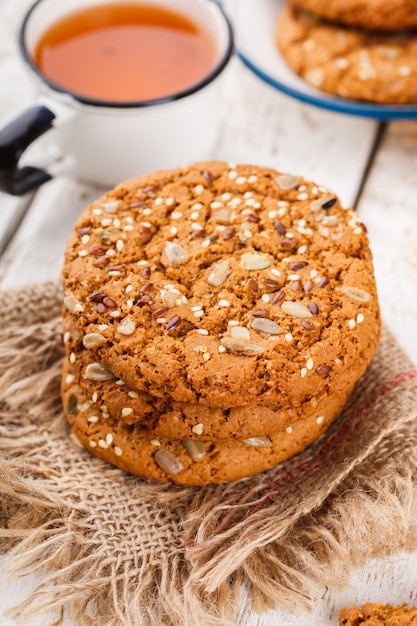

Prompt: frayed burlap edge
[1,282,417,626]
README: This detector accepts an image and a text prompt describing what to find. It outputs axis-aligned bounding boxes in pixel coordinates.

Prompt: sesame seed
[301,368,307,378]
[92,208,102,215]
[228,320,240,326]
[115,380,125,386]
[98,324,108,331]
[270,268,281,277]
[228,171,237,180]
[171,211,182,219]
[192,423,204,435]
[191,305,203,312]
[165,197,174,206]
[201,239,211,248]
[69,352,76,364]
[285,333,293,343]
[89,440,97,448]
[114,446,123,456]
[109,310,121,317]
[218,345,227,353]
[261,294,270,303]
[154,197,163,206]
[286,426,293,434]
[106,433,113,445]
[306,358,314,370]
[197,329,209,335]
[138,260,148,266]
[106,249,116,257]
[65,374,74,384]
[142,208,152,216]
[194,184,204,194]
[316,416,324,424]
[191,223,203,230]
[221,193,231,201]
[310,270,318,279]
[236,176,246,184]
[128,391,139,399]
[194,311,204,317]
[101,218,112,227]
[297,193,309,201]
[121,408,133,417]
[78,250,88,257]
[202,352,210,361]
[210,201,222,209]
[63,331,70,343]
[113,218,121,228]
[150,439,161,447]
[190,211,200,220]
[248,175,258,183]
[298,245,307,254]
[98,439,108,449]
[348,319,356,329]
[81,234,90,245]
[219,299,230,307]
[91,393,98,403]
[357,313,364,323]
[156,317,166,324]
[88,416,99,423]
[170,226,178,235]
[191,203,203,210]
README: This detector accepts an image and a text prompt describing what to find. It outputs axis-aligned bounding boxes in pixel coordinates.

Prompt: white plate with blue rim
[224,0,417,120]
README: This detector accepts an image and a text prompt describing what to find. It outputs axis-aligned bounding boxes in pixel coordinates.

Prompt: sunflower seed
[220,337,265,356]
[83,333,106,348]
[164,241,189,265]
[337,286,372,302]
[240,252,271,270]
[207,259,232,287]
[181,440,206,461]
[281,301,313,318]
[154,448,184,475]
[251,318,284,335]
[84,363,116,382]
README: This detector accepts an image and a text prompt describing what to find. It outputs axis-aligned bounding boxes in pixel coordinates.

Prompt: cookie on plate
[276,6,417,104]
[62,161,380,411]
[289,0,417,31]
[63,375,354,486]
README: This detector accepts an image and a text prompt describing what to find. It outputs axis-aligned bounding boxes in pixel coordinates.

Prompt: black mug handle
[0,105,56,196]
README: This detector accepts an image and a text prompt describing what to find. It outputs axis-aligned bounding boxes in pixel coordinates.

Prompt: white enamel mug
[0,0,233,195]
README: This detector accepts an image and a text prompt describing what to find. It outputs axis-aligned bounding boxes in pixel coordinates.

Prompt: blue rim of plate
[235,49,417,121]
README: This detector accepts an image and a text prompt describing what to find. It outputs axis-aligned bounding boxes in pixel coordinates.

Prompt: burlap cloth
[1,282,417,626]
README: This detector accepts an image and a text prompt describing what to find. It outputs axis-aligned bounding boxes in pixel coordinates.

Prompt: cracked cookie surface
[63,374,354,485]
[62,161,380,408]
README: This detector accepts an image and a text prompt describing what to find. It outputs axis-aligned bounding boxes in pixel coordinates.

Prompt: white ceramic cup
[0,0,233,195]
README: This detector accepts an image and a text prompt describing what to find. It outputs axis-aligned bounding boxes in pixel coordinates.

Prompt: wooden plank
[355,121,417,365]
[0,176,103,288]
[214,61,380,209]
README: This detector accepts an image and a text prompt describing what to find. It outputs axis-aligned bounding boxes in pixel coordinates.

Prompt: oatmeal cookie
[62,161,380,408]
[63,377,354,485]
[276,7,417,104]
[62,348,360,440]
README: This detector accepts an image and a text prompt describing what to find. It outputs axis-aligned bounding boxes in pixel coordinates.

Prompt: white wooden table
[1,1,417,624]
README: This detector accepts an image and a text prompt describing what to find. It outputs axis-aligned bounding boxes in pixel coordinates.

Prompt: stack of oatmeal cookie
[276,0,417,104]
[61,161,380,486]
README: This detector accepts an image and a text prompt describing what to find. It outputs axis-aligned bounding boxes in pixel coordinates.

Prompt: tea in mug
[33,3,217,102]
